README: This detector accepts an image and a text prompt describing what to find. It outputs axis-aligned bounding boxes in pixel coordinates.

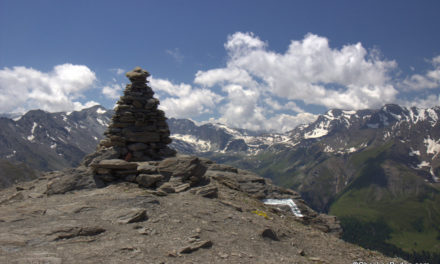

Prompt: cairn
[98,66,176,161]
[84,67,208,190]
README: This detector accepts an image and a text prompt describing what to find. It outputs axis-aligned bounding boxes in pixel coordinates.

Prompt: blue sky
[1,0,440,131]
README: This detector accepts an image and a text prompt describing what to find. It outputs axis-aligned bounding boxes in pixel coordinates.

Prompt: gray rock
[157,182,176,193]
[46,167,100,195]
[191,185,218,198]
[158,155,207,183]
[102,208,148,224]
[174,183,191,193]
[208,163,238,173]
[82,147,119,167]
[92,159,138,170]
[48,226,106,241]
[127,143,148,151]
[137,162,158,174]
[136,174,164,188]
[179,240,213,254]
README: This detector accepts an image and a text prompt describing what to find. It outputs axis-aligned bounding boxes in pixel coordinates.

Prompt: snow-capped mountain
[167,118,295,155]
[283,104,440,182]
[2,103,438,183]
[0,105,112,171]
[168,104,440,183]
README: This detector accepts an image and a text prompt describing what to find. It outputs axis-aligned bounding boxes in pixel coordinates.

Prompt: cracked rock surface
[0,159,405,264]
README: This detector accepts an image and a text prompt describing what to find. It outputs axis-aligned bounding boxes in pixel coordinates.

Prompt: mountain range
[0,103,439,261]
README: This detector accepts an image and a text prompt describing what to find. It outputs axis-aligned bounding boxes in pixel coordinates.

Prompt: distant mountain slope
[0,105,112,171]
[0,159,38,189]
[194,104,440,260]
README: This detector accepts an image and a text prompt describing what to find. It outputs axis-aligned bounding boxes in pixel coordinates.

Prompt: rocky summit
[0,67,404,263]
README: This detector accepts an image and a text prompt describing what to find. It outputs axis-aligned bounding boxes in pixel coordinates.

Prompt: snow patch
[347,147,357,153]
[417,161,430,168]
[304,127,329,139]
[50,143,57,149]
[64,126,72,133]
[6,150,16,159]
[323,145,334,153]
[424,136,440,159]
[96,118,107,127]
[263,198,303,217]
[96,108,107,114]
[409,149,420,156]
[172,134,212,152]
[27,122,38,141]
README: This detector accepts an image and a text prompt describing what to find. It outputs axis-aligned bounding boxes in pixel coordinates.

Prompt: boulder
[136,174,164,188]
[158,155,207,183]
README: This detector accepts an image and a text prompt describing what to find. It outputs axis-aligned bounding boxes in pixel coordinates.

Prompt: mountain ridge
[0,66,406,263]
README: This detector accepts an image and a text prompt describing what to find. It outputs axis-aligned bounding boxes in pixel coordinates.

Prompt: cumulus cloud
[150,77,222,118]
[0,64,98,113]
[102,83,123,99]
[196,32,399,110]
[402,55,440,90]
[188,32,406,131]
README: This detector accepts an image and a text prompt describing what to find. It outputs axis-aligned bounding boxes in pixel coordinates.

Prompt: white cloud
[150,77,222,118]
[401,94,440,109]
[266,112,318,132]
[165,48,184,63]
[0,64,97,113]
[402,55,440,90]
[195,67,256,88]
[150,77,191,97]
[73,100,100,111]
[102,83,123,99]
[219,84,265,131]
[196,32,398,110]
[224,32,267,56]
[116,68,125,75]
[109,68,125,75]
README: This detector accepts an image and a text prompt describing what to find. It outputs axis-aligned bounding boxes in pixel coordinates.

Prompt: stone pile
[98,66,175,161]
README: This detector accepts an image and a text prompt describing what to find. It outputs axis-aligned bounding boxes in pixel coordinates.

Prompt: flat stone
[93,159,138,170]
[137,162,158,174]
[179,240,213,254]
[174,183,191,193]
[191,185,218,198]
[96,168,112,174]
[48,226,106,241]
[102,208,148,224]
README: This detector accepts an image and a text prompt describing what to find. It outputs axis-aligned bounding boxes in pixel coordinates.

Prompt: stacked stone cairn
[86,67,214,194]
[99,66,175,161]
